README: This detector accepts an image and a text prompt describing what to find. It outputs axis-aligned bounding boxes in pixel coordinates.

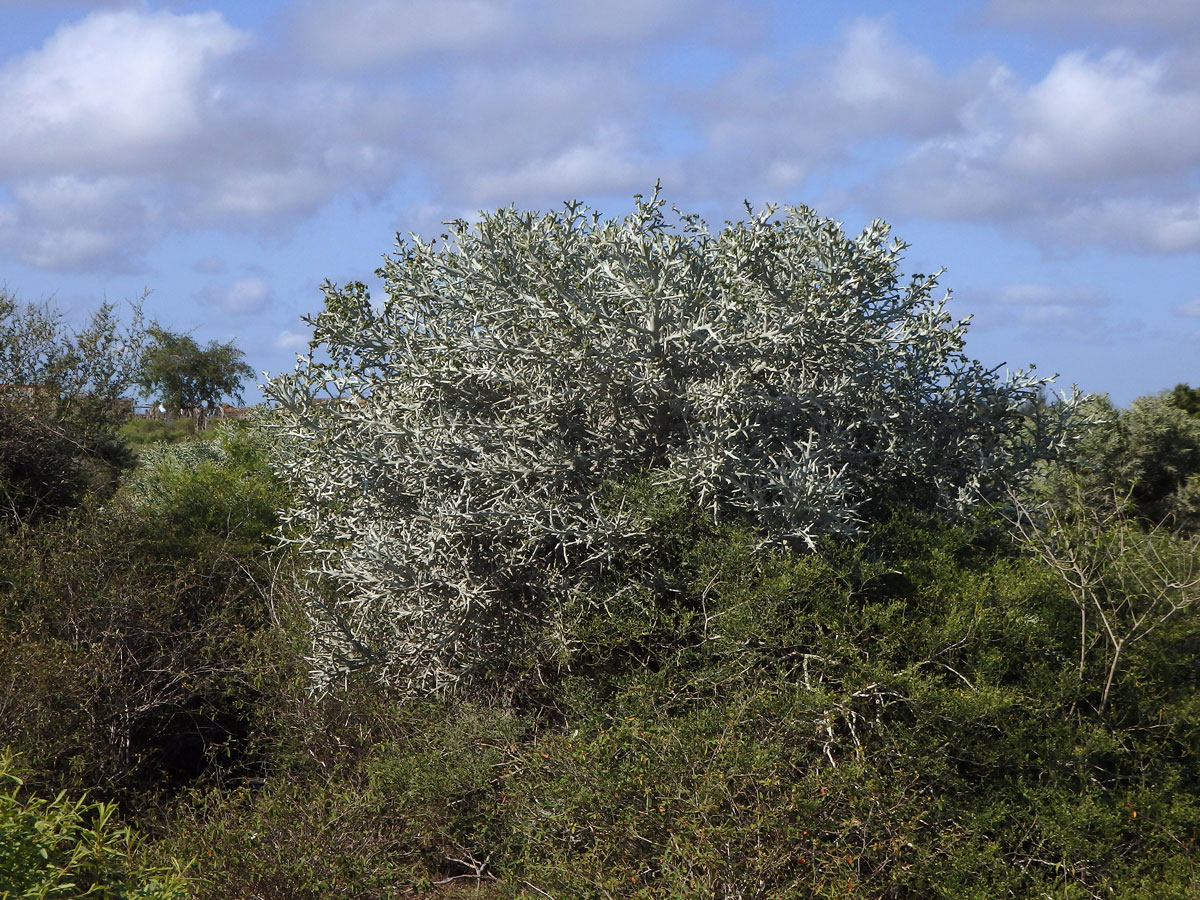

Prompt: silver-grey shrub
[265,190,1079,692]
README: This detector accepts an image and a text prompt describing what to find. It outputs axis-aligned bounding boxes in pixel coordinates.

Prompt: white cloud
[288,0,515,69]
[1005,51,1200,181]
[287,0,712,70]
[387,57,655,213]
[193,255,226,274]
[0,1,138,6]
[0,175,151,268]
[983,283,1109,308]
[1174,298,1200,318]
[1038,197,1200,254]
[466,127,657,206]
[273,328,311,352]
[0,10,247,174]
[0,8,416,266]
[2,4,1196,275]
[536,0,707,46]
[875,45,1200,254]
[0,0,686,270]
[679,19,981,204]
[197,168,333,219]
[828,19,946,122]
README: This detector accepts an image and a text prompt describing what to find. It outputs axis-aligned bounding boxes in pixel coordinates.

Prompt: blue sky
[0,0,1197,405]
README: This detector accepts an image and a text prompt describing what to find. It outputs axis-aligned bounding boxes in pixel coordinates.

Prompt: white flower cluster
[265,190,1079,692]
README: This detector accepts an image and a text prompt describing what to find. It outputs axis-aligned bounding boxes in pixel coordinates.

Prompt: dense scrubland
[3,200,1200,898]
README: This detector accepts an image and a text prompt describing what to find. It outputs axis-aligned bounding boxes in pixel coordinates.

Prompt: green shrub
[1169,382,1200,418]
[154,689,517,900]
[117,422,283,553]
[0,292,144,528]
[0,750,191,899]
[480,510,1200,897]
[1042,390,1200,530]
[0,404,90,527]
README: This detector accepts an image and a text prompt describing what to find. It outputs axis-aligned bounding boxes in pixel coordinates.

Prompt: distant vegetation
[2,200,1199,898]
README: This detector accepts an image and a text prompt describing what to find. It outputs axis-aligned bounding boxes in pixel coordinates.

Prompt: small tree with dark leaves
[138,326,253,425]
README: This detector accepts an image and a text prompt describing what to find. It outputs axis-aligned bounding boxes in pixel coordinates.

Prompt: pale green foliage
[266,191,1080,692]
[120,441,230,511]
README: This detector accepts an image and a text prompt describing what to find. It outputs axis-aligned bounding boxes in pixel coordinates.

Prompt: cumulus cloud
[827,20,948,123]
[678,19,984,204]
[1005,51,1200,181]
[875,45,1200,254]
[286,0,713,70]
[0,1,701,269]
[465,128,657,206]
[0,175,152,269]
[0,9,248,266]
[288,0,515,69]
[0,1,138,6]
[0,10,246,175]
[387,54,662,217]
[273,328,311,352]
[193,255,226,274]
[534,0,713,47]
[1037,197,1200,254]
[0,7,415,267]
[2,3,1197,275]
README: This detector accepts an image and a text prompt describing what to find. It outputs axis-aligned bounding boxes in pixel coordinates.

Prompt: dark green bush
[0,402,89,526]
[0,422,289,805]
[142,497,1200,898]
[156,690,519,900]
[1,292,145,528]
[6,376,1198,897]
[475,507,1199,897]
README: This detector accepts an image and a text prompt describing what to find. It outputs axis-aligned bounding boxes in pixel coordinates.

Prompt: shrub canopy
[0,292,144,525]
[266,191,1079,691]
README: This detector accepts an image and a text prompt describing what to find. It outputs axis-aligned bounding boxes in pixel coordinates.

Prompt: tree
[1040,390,1200,530]
[0,291,145,524]
[265,190,1082,692]
[1168,382,1200,418]
[138,326,254,424]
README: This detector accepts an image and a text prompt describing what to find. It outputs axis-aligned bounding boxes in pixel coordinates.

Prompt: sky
[0,0,1197,405]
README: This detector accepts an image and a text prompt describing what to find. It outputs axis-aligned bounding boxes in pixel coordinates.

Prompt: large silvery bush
[266,191,1079,692]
